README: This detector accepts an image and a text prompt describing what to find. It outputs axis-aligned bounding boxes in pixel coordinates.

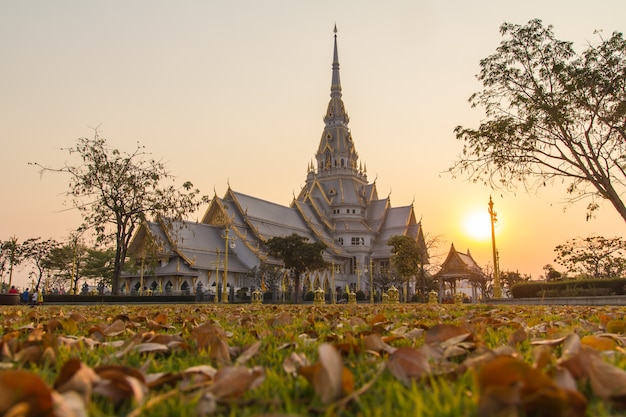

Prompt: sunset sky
[2,1,626,288]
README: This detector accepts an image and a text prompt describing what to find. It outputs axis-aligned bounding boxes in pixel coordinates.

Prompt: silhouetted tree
[265,234,326,303]
[32,133,207,294]
[451,19,626,221]
[554,236,626,278]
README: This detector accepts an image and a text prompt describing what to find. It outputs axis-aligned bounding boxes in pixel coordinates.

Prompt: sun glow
[463,210,493,241]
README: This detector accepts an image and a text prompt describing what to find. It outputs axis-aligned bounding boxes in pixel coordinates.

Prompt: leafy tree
[451,19,626,221]
[44,232,98,294]
[265,234,327,303]
[387,235,428,303]
[371,270,405,298]
[22,238,60,292]
[543,264,563,281]
[0,237,28,291]
[554,236,626,278]
[466,263,492,300]
[247,263,285,303]
[32,133,207,294]
[499,270,531,297]
[81,247,115,288]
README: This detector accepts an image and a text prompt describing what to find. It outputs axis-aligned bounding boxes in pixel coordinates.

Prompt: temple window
[351,237,363,246]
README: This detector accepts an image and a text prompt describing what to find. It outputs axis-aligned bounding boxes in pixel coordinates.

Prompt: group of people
[7,286,43,305]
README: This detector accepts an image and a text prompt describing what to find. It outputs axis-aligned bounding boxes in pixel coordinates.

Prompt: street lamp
[222,225,236,304]
[369,258,374,304]
[213,249,221,304]
[331,261,336,304]
[488,196,502,298]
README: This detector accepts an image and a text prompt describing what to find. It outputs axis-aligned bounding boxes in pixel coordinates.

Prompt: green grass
[2,303,626,416]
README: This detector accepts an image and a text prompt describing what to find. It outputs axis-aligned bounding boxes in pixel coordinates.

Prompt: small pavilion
[434,244,486,302]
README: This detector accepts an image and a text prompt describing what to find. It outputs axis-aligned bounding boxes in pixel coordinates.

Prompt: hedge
[510,278,626,298]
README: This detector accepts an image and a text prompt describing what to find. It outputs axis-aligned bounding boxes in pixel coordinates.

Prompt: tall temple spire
[314,25,359,175]
[331,24,341,99]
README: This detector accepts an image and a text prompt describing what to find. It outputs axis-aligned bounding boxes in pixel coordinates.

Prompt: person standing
[31,290,38,305]
[21,288,30,304]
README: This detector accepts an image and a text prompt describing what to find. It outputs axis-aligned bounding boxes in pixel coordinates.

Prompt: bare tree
[32,133,207,294]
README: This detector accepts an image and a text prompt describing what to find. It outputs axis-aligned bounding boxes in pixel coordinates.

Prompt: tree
[0,237,28,292]
[499,270,531,297]
[543,264,563,281]
[81,247,115,289]
[387,235,428,303]
[45,234,90,294]
[265,234,327,303]
[554,236,626,278]
[33,133,207,294]
[466,263,492,300]
[22,238,59,292]
[247,263,285,303]
[371,270,405,299]
[451,19,626,221]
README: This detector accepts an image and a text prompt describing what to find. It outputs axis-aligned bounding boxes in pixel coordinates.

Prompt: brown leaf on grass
[236,340,262,365]
[102,319,126,337]
[348,317,368,328]
[424,323,472,345]
[54,358,100,405]
[315,343,353,404]
[476,355,586,417]
[178,364,218,389]
[208,365,266,400]
[267,312,293,327]
[0,370,55,417]
[152,312,168,325]
[386,346,430,387]
[93,365,148,406]
[362,332,395,355]
[191,323,232,364]
[298,343,354,404]
[283,351,310,376]
[52,390,89,417]
[133,342,171,355]
[584,347,626,406]
[581,335,617,351]
[532,344,553,371]
[508,326,527,347]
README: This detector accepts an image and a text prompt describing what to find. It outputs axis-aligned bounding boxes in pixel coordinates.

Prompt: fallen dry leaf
[208,365,266,400]
[476,354,586,417]
[54,358,100,404]
[386,346,430,387]
[0,370,55,417]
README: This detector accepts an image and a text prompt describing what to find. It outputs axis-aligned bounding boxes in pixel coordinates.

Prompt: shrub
[356,290,366,301]
[304,291,315,301]
[511,278,626,298]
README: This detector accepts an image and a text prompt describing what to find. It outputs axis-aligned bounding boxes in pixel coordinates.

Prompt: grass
[2,302,626,416]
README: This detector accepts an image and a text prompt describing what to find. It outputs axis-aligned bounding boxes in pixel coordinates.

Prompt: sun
[463,210,493,241]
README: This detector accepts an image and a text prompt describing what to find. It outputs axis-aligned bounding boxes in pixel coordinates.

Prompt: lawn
[2,302,626,416]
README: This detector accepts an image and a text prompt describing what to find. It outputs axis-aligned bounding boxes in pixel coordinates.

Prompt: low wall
[42,294,196,304]
[484,295,626,306]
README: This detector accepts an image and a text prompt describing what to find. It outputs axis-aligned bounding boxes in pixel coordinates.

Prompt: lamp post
[355,260,361,292]
[213,249,221,304]
[488,196,502,298]
[369,258,374,304]
[222,225,236,304]
[331,261,336,304]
